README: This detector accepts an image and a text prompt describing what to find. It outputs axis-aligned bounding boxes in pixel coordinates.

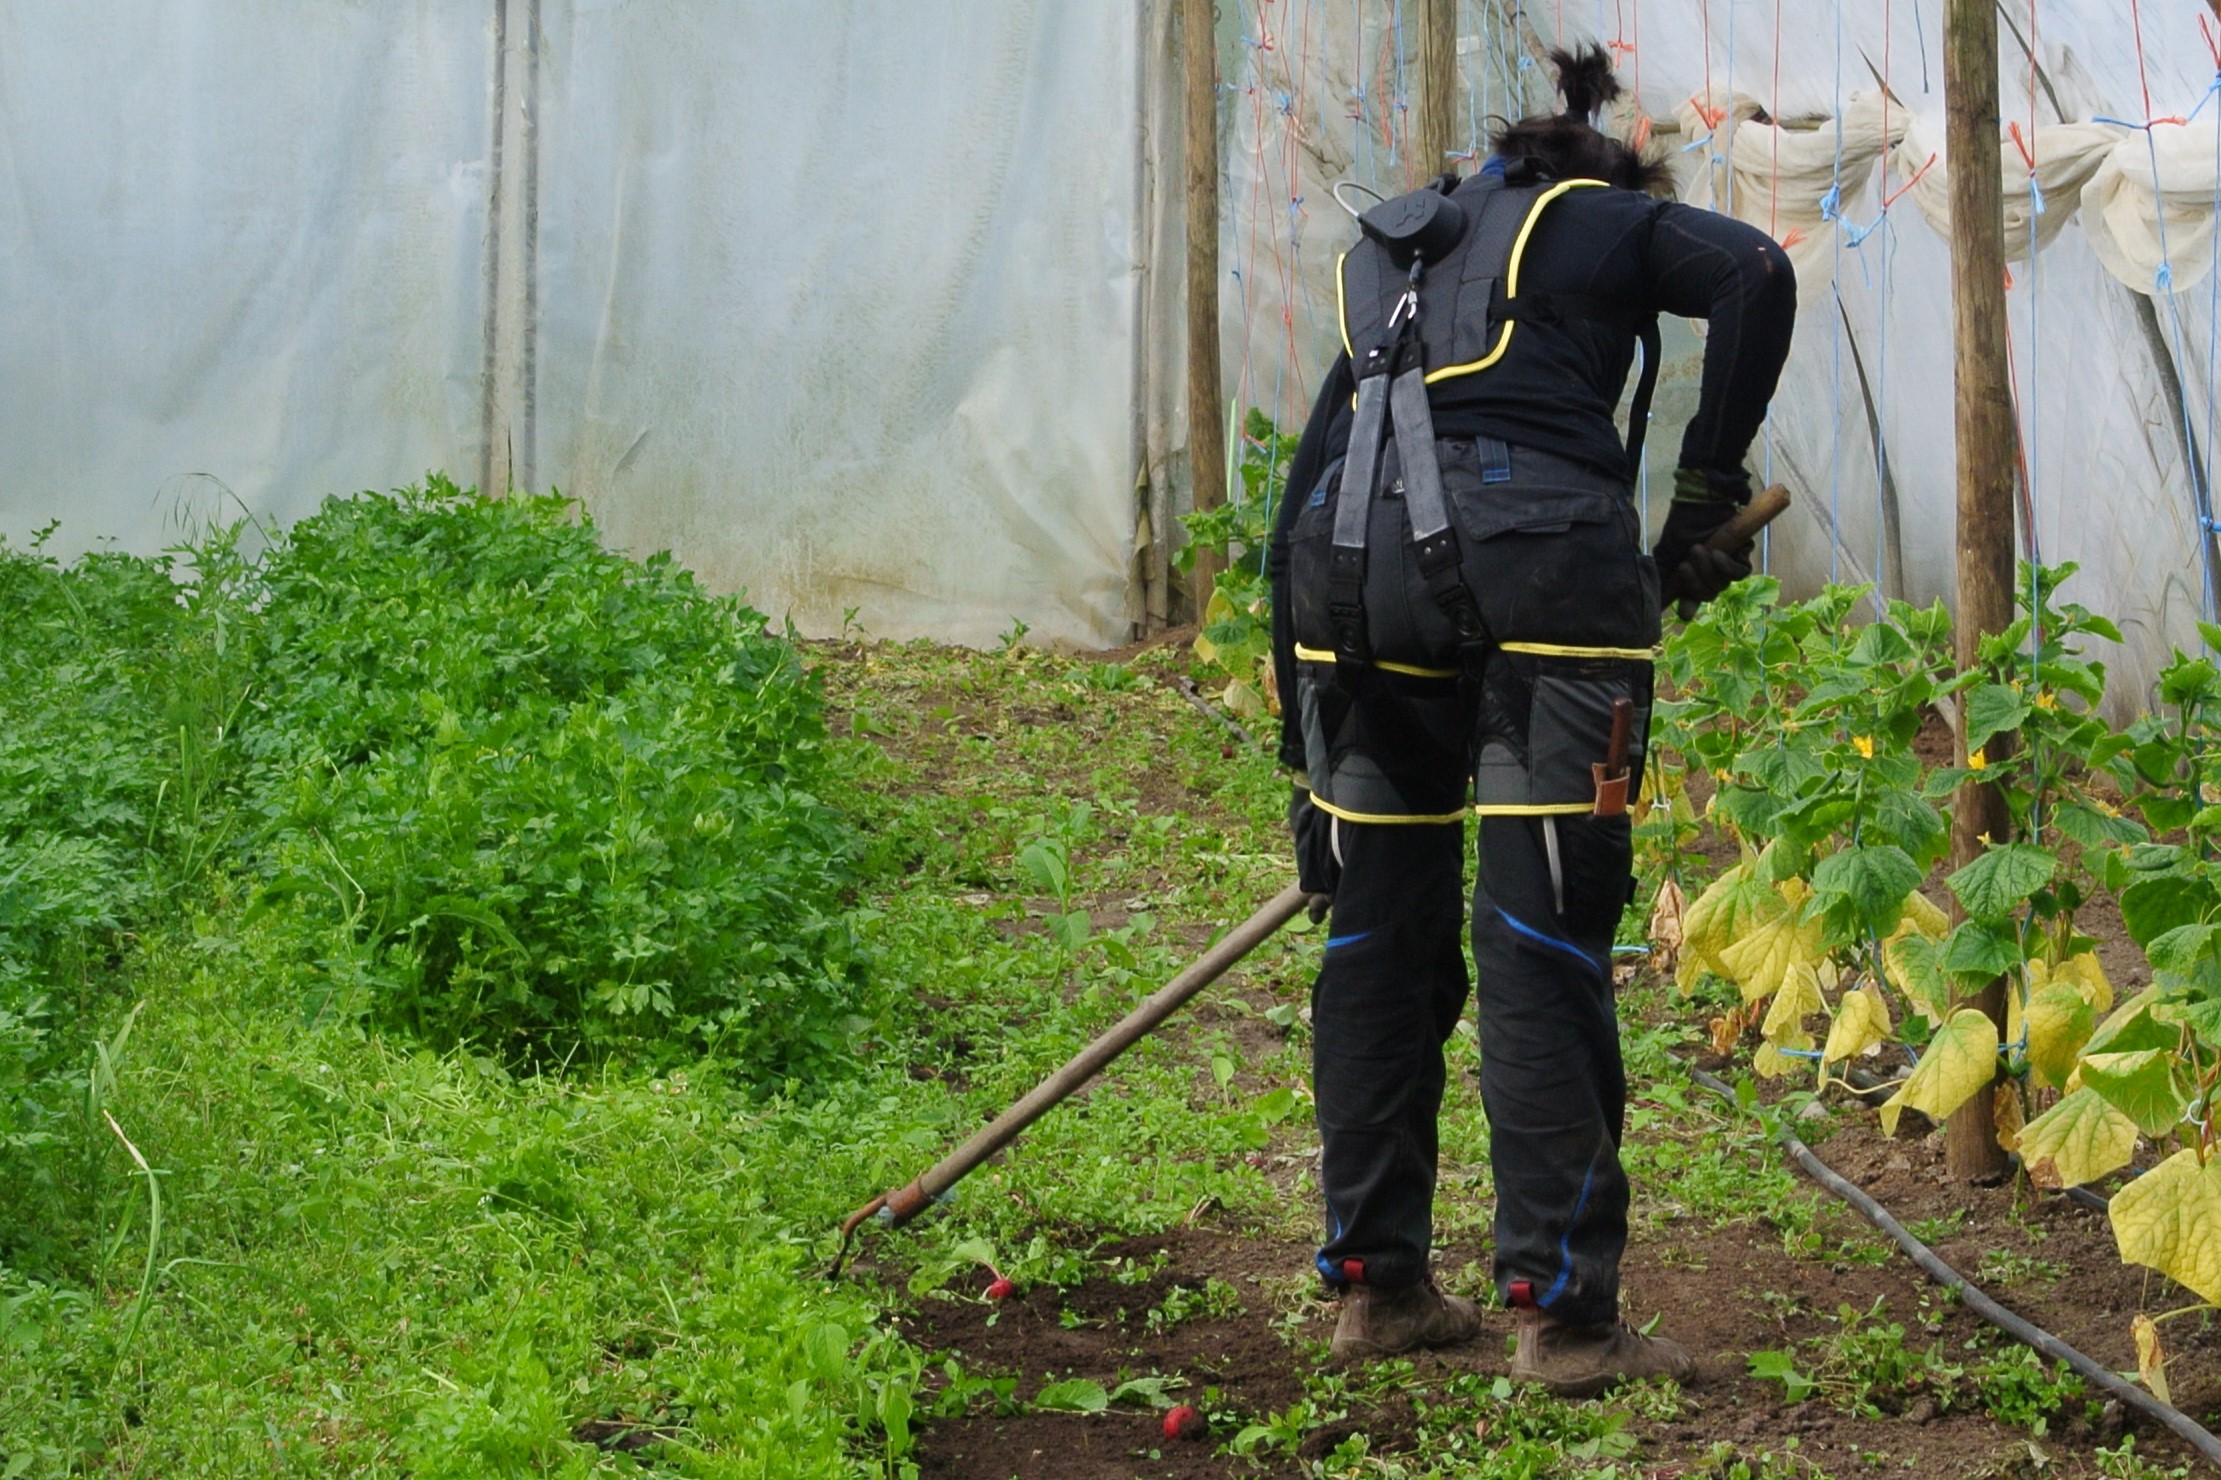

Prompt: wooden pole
[1944,0,2017,1181]
[1416,0,1459,184]
[1183,0,1226,615]
[844,885,1311,1240]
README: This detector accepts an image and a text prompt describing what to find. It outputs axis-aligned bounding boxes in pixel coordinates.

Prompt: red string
[2202,13,2221,71]
[1699,0,1714,131]
[1768,0,1782,237]
[1881,152,1938,210]
[2130,0,2155,125]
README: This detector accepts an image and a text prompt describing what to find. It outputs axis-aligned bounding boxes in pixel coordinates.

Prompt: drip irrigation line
[1687,1067,2221,1469]
[1173,674,1264,750]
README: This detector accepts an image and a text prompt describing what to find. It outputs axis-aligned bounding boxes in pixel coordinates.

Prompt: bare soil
[819,641,2216,1479]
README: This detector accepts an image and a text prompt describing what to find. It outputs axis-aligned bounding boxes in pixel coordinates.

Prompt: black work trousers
[1303,462,1657,1328]
[1312,807,1633,1324]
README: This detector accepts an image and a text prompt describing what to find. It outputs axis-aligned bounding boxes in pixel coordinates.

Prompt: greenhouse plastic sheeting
[1,1,1147,650]
[0,2,491,553]
[530,1,1146,649]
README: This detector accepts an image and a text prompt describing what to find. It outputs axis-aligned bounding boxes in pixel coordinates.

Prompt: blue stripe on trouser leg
[1473,813,1631,1327]
[1311,818,1469,1293]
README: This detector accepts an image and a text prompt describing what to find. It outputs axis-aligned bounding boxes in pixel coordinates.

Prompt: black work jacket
[1267,164,1798,770]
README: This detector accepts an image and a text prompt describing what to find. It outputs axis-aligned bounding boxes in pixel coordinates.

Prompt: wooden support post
[1944,0,2017,1181]
[1183,0,1226,615]
[1416,0,1459,183]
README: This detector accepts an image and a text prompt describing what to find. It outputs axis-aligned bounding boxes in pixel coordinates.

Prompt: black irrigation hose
[1172,675,1262,751]
[2064,1184,2112,1216]
[1687,1066,2221,1470]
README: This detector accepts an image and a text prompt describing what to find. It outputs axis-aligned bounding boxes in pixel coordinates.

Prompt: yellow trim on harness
[1337,179,1610,390]
[1293,644,1459,680]
[1472,802,1598,816]
[1310,794,1471,826]
[1497,641,1660,661]
[1335,252,1354,360]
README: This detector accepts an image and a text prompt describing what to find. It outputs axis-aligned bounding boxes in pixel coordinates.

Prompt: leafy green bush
[0,536,191,1162]
[237,479,865,1075]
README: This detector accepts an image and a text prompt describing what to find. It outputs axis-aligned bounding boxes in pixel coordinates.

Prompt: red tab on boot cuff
[1341,1259,1367,1285]
[1508,1279,1537,1309]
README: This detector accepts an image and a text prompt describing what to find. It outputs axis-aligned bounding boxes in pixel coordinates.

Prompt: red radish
[1163,1405,1205,1441]
[984,1277,1017,1302]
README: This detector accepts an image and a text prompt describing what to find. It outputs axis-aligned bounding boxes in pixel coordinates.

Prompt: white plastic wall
[0,1,1148,650]
[531,1,1146,648]
[0,2,490,549]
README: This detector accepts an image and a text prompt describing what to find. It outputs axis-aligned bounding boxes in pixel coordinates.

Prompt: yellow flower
[2034,691,2057,711]
[1970,748,1988,771]
[1852,735,1874,759]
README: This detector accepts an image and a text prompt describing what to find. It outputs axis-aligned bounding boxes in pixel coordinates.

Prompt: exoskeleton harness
[1288,169,1660,823]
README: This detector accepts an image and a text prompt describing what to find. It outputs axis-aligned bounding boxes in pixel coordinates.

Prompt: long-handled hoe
[827,883,1317,1277]
[827,487,1791,1278]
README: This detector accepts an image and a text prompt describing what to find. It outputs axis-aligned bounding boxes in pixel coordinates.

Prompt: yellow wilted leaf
[2017,1088,2138,1188]
[1220,678,1268,720]
[1884,932,1952,1022]
[1822,982,1893,1065]
[1754,1029,1813,1080]
[1898,890,1949,941]
[1718,896,1826,1007]
[1678,865,1778,993]
[2133,1314,2172,1405]
[2111,1149,2221,1305]
[2053,952,2114,1017]
[2024,983,2097,1090]
[1762,963,1827,1041]
[1993,1084,2025,1152]
[1649,878,1686,977]
[1878,1009,1999,1136]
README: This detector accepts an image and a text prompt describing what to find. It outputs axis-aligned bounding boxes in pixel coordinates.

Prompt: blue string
[1390,0,1408,174]
[1353,0,1372,186]
[1828,0,1846,586]
[1725,0,1737,222]
[2138,110,2221,623]
[2025,160,2045,843]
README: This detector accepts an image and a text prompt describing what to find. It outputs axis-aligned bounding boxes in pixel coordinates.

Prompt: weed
[1144,1276,1244,1334]
[2096,1436,2193,1478]
[1975,1248,2069,1286]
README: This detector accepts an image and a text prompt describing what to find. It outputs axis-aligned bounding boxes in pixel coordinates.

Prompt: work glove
[1288,785,1340,910]
[1653,469,1754,614]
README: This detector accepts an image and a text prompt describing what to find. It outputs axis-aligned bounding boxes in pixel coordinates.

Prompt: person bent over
[1268,43,1795,1396]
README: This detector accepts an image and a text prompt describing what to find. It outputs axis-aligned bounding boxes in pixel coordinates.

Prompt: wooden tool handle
[1703,483,1791,552]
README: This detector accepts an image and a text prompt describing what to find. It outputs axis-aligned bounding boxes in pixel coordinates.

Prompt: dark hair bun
[1484,40,1669,194]
[1551,43,1621,120]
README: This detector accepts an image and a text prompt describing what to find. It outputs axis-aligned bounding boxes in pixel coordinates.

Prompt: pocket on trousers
[1552,812,1635,945]
[1474,653,1653,813]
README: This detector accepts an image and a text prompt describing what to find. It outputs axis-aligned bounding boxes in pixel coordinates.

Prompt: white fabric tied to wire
[1891,116,2124,263]
[2082,118,2221,297]
[1674,87,1903,309]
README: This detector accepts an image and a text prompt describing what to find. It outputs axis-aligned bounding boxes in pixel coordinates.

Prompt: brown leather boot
[1329,1279,1485,1365]
[1510,1310,1696,1398]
